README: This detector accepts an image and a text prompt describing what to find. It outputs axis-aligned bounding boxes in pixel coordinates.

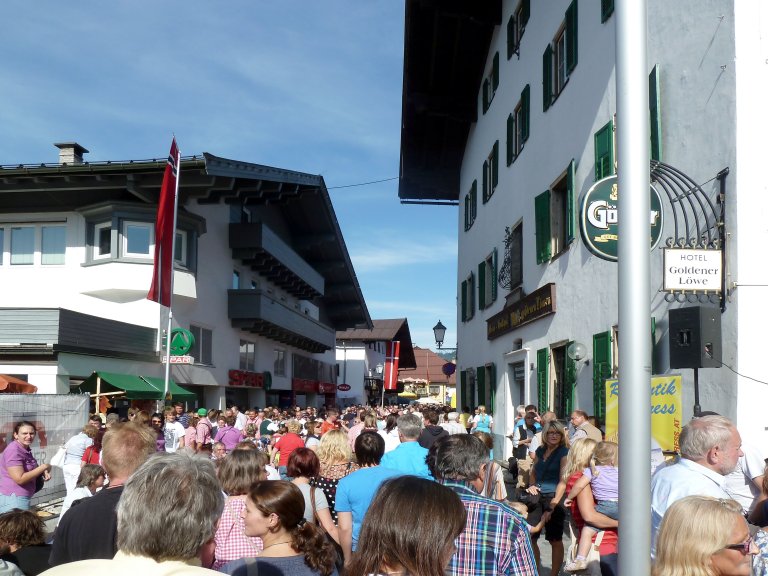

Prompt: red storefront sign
[336,384,351,392]
[228,370,265,388]
[292,378,319,393]
[319,382,336,393]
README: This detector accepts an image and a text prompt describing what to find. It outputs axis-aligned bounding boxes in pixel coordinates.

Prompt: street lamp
[376,362,385,408]
[433,320,447,349]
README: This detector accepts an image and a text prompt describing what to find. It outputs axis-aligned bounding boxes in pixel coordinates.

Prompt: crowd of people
[0,401,766,576]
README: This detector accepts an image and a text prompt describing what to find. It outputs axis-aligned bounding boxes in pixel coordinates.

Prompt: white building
[336,318,416,406]
[399,0,768,456]
[0,143,370,413]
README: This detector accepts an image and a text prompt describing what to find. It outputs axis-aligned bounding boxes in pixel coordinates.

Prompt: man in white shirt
[650,415,743,557]
[230,405,247,431]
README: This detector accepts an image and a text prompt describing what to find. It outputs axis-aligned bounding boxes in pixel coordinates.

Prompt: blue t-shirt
[380,441,432,479]
[335,466,402,550]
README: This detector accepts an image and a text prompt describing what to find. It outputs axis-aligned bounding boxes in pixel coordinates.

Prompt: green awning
[80,371,196,401]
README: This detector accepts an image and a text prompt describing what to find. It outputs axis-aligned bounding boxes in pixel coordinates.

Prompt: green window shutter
[482,160,489,203]
[521,84,530,142]
[478,261,486,310]
[507,114,514,166]
[492,141,499,189]
[542,44,553,111]
[592,331,611,422]
[489,363,497,412]
[594,120,614,180]
[566,0,578,73]
[482,79,489,114]
[476,366,486,407]
[491,248,498,302]
[471,180,477,221]
[649,65,662,161]
[460,370,468,410]
[537,348,549,411]
[507,16,515,59]
[461,280,468,322]
[492,52,500,92]
[535,190,552,264]
[566,159,576,245]
[565,347,577,416]
[601,0,614,23]
[464,195,470,231]
[520,0,530,28]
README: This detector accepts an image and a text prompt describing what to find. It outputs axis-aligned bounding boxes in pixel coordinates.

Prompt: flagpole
[163,143,181,401]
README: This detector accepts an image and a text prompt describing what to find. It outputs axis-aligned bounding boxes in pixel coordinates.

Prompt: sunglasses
[151,420,162,424]
[723,536,754,555]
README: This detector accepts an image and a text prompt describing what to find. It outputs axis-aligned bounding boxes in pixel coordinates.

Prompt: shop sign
[292,378,319,393]
[487,283,556,340]
[169,328,195,356]
[228,370,265,388]
[337,384,351,391]
[580,175,664,262]
[319,382,336,394]
[663,249,722,292]
[162,355,194,364]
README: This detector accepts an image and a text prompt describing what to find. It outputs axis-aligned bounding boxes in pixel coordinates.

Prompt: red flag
[148,139,179,307]
[384,340,400,390]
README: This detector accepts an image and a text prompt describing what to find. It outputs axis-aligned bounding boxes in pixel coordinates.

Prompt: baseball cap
[197,408,208,416]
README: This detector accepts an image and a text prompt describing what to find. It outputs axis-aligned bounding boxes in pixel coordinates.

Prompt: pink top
[213,495,263,570]
[215,426,242,452]
[196,418,212,446]
[184,426,196,448]
[0,441,38,497]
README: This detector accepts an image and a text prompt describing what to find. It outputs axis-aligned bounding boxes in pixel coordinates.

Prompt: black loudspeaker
[669,306,722,369]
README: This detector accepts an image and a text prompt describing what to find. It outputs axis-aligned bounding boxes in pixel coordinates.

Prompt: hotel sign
[487,283,556,340]
[663,249,722,292]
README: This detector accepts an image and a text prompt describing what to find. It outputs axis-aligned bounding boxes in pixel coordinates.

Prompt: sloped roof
[336,318,416,369]
[405,346,455,385]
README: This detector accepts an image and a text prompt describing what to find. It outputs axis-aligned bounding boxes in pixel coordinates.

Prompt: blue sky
[0,1,458,350]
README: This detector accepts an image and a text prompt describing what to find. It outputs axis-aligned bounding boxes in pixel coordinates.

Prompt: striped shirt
[444,481,538,576]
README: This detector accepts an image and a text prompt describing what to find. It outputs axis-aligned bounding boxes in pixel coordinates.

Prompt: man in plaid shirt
[429,434,538,576]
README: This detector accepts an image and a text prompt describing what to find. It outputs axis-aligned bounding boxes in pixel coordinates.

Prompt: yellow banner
[604,374,682,453]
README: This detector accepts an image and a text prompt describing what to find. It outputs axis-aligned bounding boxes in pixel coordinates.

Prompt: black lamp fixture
[433,320,447,349]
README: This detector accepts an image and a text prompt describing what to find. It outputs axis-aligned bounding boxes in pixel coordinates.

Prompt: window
[601,0,614,23]
[461,272,476,322]
[507,85,530,165]
[500,223,523,290]
[649,65,662,161]
[543,0,578,111]
[482,142,499,203]
[10,227,34,265]
[594,120,615,181]
[482,52,500,114]
[239,340,256,371]
[122,221,153,258]
[0,228,4,265]
[94,222,112,260]
[190,325,213,365]
[464,180,478,231]
[507,0,530,59]
[535,160,576,263]
[232,270,240,289]
[41,226,66,265]
[174,230,187,265]
[274,349,287,376]
[478,249,498,310]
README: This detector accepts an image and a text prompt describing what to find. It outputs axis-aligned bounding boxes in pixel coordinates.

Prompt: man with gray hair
[42,451,224,575]
[428,435,537,576]
[441,412,468,436]
[650,414,744,557]
[380,413,432,478]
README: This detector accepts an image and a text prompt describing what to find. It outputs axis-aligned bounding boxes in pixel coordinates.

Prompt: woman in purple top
[215,416,242,452]
[0,422,51,513]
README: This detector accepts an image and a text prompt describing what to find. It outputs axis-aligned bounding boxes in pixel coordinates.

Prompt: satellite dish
[567,341,587,361]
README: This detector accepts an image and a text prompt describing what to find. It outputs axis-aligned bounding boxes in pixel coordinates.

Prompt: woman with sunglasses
[653,495,757,576]
[149,413,166,452]
[525,419,569,576]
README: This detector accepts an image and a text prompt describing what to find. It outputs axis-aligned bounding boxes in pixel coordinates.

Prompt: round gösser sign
[580,175,664,262]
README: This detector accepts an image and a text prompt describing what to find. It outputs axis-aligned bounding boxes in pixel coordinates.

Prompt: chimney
[54,142,89,165]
